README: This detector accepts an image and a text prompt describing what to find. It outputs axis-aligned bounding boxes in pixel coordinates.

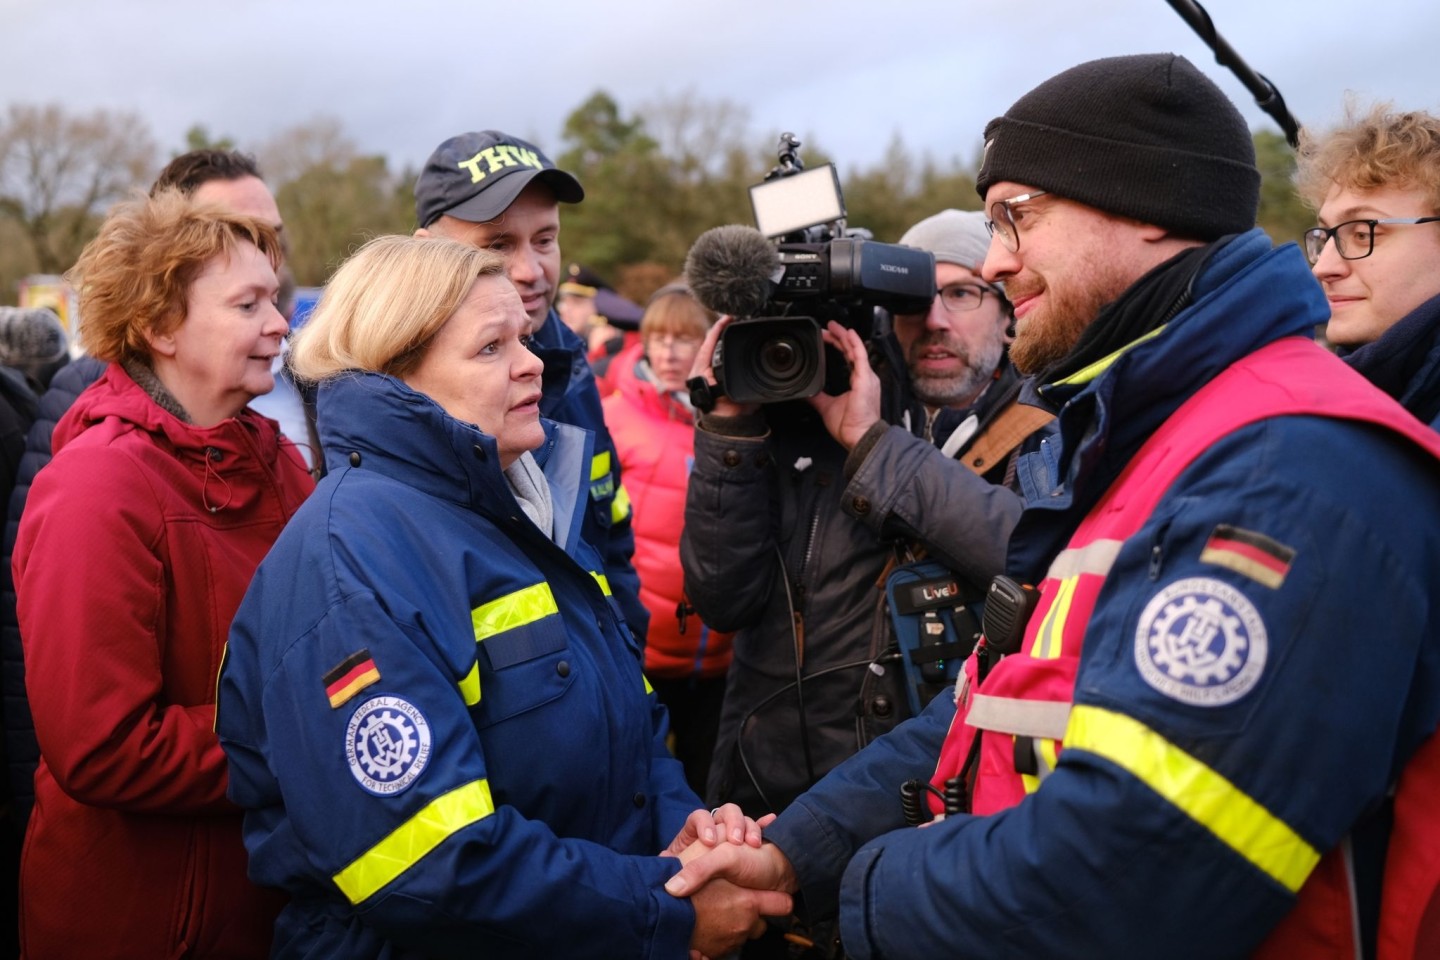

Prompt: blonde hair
[640,285,712,341]
[289,235,504,382]
[1296,101,1440,212]
[67,189,281,364]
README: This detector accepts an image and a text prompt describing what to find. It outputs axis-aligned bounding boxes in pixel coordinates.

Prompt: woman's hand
[661,804,775,859]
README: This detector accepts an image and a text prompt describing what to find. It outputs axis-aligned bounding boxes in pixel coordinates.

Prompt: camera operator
[681,210,1048,828]
[819,211,1054,559]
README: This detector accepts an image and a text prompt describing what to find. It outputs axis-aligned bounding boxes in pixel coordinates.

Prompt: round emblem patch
[1133,577,1267,707]
[345,696,432,795]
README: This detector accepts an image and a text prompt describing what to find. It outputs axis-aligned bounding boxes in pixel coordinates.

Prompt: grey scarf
[504,451,555,541]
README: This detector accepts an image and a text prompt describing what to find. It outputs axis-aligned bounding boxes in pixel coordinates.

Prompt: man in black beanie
[665,53,1440,959]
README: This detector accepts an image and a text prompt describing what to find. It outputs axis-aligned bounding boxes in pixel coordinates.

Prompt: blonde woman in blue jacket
[217,235,788,959]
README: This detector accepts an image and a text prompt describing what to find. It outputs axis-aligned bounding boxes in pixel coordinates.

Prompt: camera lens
[759,338,801,379]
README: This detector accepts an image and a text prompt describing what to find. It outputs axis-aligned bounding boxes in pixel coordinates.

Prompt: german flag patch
[1200,525,1296,589]
[324,649,381,709]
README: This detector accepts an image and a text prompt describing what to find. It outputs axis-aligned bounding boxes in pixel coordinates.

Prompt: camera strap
[885,396,1052,715]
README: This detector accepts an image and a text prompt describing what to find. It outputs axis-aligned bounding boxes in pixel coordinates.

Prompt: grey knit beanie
[975,53,1260,241]
[0,307,68,384]
[898,210,993,271]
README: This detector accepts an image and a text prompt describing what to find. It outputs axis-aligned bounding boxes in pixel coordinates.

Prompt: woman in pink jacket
[602,286,733,796]
[13,191,313,958]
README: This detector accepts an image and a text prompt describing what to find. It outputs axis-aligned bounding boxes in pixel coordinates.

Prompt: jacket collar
[1341,289,1440,425]
[57,362,283,462]
[315,372,593,550]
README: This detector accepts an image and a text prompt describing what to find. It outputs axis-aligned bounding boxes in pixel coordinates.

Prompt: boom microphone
[684,225,779,318]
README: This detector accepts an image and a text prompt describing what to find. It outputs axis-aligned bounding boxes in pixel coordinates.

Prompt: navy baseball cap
[414,130,584,228]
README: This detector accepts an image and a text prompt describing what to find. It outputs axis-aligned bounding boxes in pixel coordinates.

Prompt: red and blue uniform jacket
[764,231,1440,959]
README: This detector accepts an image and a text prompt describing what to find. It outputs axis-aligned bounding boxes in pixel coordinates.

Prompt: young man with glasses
[668,54,1440,960]
[1297,103,1440,429]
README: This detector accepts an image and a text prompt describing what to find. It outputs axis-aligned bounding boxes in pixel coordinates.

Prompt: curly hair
[1296,101,1440,212]
[67,189,281,364]
[289,235,505,382]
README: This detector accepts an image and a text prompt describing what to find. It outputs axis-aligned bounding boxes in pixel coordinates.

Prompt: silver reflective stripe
[1342,836,1362,960]
[966,694,1071,740]
[1046,539,1125,581]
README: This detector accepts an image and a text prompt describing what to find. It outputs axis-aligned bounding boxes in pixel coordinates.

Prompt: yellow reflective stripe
[590,451,612,481]
[1053,325,1168,387]
[590,572,612,596]
[332,779,496,905]
[643,672,654,695]
[1065,705,1319,893]
[471,583,558,641]
[459,661,481,706]
[611,482,632,523]
[1031,576,1077,660]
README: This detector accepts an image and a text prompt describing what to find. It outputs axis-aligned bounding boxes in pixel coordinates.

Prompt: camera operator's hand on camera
[808,320,882,449]
[690,316,760,419]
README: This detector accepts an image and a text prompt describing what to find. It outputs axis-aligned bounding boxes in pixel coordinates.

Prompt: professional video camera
[685,134,936,405]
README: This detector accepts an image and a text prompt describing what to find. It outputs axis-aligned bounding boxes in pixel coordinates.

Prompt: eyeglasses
[985,190,1050,253]
[933,283,996,313]
[646,334,702,353]
[1303,217,1440,265]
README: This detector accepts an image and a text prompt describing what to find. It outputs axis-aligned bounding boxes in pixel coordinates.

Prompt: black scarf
[1040,242,1215,388]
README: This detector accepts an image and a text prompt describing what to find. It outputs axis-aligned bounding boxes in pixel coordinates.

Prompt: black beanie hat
[975,53,1260,241]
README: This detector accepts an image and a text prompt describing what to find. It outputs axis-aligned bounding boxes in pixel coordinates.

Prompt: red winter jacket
[13,365,313,959]
[602,342,732,679]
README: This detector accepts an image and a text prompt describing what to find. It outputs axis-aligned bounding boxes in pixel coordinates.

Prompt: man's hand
[666,839,800,899]
[807,321,882,449]
[688,316,760,419]
[687,876,792,960]
[661,804,773,858]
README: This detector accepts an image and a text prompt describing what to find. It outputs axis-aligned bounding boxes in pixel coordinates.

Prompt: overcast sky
[4,0,1438,186]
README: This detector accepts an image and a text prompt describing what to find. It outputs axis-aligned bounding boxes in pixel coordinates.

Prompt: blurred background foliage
[0,92,1316,309]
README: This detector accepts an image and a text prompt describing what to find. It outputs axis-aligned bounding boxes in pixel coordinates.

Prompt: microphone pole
[1164,0,1301,147]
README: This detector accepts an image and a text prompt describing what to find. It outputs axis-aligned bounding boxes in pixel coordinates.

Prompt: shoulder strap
[958,401,1054,476]
[1075,337,1440,540]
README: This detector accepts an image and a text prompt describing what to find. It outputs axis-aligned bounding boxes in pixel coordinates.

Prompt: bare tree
[0,104,158,274]
[256,116,359,189]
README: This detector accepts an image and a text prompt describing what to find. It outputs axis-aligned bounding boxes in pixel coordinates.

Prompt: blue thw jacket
[218,372,699,959]
[533,306,649,641]
[765,233,1440,958]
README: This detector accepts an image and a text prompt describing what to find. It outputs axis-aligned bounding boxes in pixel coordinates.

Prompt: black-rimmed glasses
[895,283,1000,320]
[937,283,996,313]
[985,190,1050,252]
[1303,217,1440,265]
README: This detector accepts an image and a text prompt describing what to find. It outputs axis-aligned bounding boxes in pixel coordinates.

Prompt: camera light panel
[750,165,846,239]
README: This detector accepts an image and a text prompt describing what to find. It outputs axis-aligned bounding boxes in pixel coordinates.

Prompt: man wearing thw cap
[415,130,648,642]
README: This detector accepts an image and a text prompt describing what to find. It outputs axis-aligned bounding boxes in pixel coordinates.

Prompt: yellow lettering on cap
[481,147,509,174]
[455,145,546,184]
[457,152,489,184]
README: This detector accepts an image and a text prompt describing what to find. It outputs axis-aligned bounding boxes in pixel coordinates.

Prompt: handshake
[660,805,802,960]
